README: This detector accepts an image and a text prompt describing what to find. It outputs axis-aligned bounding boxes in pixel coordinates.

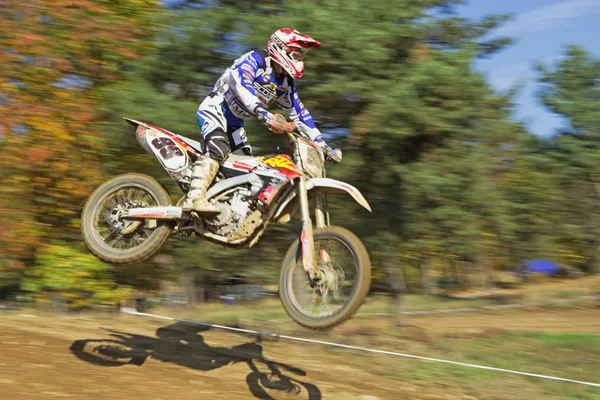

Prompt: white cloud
[495,0,600,36]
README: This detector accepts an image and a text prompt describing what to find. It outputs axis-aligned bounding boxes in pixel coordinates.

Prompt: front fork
[297,178,330,281]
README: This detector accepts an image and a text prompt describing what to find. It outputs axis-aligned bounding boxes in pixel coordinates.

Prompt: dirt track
[1,305,599,400]
[410,306,600,334]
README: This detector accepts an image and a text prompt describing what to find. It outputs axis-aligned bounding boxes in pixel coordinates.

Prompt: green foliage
[0,0,160,287]
[537,45,600,138]
[77,0,599,288]
[535,47,600,272]
[21,243,131,308]
[3,0,600,302]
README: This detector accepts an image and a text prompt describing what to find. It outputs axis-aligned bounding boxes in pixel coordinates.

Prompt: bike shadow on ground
[69,322,321,400]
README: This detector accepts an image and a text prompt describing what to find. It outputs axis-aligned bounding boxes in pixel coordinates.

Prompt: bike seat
[176,134,204,153]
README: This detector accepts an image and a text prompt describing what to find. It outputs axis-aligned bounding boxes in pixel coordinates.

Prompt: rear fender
[124,117,200,158]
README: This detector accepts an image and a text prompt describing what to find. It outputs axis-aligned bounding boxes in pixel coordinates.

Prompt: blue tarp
[524,260,562,275]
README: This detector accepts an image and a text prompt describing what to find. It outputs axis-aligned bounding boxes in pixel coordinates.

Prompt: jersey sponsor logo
[241,63,254,74]
[301,109,309,116]
[243,71,253,80]
[230,96,252,117]
[253,81,277,104]
[230,104,250,118]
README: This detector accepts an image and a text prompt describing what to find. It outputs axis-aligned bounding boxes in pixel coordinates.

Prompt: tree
[9,0,584,300]
[536,46,600,273]
[0,0,159,291]
[537,45,600,139]
[95,0,523,289]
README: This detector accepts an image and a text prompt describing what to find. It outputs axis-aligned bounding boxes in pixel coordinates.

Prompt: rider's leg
[229,127,252,156]
[182,101,230,215]
[182,128,233,214]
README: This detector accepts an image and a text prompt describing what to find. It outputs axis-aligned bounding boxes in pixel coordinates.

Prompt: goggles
[288,48,308,62]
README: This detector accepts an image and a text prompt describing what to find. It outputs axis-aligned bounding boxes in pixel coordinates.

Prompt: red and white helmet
[267,28,321,79]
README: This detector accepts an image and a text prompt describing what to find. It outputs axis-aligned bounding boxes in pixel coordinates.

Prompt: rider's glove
[327,148,343,163]
[313,136,342,163]
[255,107,272,124]
[256,107,294,134]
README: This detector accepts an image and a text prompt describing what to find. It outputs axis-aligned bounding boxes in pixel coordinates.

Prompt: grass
[148,299,289,324]
[145,284,597,326]
[360,331,600,400]
[5,276,599,400]
[524,289,588,301]
[142,289,600,398]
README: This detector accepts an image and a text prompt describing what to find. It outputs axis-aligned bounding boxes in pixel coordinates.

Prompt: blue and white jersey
[210,50,321,142]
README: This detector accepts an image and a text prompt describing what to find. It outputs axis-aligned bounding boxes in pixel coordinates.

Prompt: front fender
[273,178,371,224]
[306,178,371,212]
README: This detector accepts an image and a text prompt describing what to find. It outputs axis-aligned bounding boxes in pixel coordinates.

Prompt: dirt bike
[81,117,372,329]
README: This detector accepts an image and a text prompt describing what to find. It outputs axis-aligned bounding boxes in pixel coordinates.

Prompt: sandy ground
[1,303,599,400]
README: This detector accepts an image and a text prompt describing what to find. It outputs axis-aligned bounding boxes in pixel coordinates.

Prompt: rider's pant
[196,94,251,163]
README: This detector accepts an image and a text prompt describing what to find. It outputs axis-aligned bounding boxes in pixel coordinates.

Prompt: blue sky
[458,0,600,137]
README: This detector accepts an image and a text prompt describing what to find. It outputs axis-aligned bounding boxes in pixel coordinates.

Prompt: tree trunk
[188,271,197,307]
[420,257,433,294]
[477,253,495,291]
[196,275,206,303]
[450,260,461,291]
[465,261,476,291]
[384,249,407,327]
[592,245,600,274]
[180,270,196,307]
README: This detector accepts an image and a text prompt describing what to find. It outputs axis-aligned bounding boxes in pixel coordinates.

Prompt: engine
[204,187,257,237]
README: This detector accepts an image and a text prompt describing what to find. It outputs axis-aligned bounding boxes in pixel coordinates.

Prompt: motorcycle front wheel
[279,226,371,330]
[81,173,173,264]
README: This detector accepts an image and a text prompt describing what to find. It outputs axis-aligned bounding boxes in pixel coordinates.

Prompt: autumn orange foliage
[0,0,158,279]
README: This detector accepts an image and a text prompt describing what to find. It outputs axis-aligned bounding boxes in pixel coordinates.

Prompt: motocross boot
[182,157,220,215]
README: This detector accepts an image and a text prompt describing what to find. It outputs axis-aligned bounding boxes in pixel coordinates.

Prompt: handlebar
[266,114,340,163]
[285,128,339,163]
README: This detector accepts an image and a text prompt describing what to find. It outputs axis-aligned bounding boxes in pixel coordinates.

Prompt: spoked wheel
[246,371,321,400]
[70,339,147,367]
[279,226,371,330]
[81,173,173,264]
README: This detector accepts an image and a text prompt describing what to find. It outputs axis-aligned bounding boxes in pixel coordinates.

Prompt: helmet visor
[288,48,307,62]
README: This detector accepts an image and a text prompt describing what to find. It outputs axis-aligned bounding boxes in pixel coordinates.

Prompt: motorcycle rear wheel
[70,339,144,367]
[279,226,371,330]
[81,173,173,264]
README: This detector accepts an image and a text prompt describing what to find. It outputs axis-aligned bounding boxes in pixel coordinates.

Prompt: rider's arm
[276,83,342,163]
[276,83,323,142]
[230,51,265,115]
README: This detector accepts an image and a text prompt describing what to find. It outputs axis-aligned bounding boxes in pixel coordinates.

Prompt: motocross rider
[182,28,342,215]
